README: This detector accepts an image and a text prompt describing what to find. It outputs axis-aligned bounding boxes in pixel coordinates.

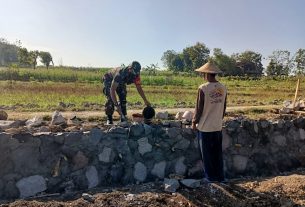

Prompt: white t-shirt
[197,82,227,132]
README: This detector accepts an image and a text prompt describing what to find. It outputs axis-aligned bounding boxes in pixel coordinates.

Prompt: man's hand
[192,122,197,130]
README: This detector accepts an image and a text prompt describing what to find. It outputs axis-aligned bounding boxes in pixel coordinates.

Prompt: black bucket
[142,106,155,124]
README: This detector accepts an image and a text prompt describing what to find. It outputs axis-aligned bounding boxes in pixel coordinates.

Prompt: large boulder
[16,175,47,198]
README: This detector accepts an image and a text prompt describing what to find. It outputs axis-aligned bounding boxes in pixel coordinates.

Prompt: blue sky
[1,0,305,68]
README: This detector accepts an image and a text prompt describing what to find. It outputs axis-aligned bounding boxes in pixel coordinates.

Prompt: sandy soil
[6,105,280,120]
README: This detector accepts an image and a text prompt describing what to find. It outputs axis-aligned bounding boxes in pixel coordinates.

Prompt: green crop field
[0,67,303,112]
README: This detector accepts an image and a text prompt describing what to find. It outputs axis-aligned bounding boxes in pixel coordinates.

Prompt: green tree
[266,59,283,76]
[266,50,293,76]
[28,50,39,69]
[39,51,53,69]
[294,49,305,75]
[0,38,19,66]
[211,48,236,76]
[170,54,184,72]
[161,50,184,72]
[18,47,30,67]
[182,42,210,72]
[233,51,264,76]
[161,50,177,69]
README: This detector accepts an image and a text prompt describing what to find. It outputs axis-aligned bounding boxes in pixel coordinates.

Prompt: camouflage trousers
[102,78,127,117]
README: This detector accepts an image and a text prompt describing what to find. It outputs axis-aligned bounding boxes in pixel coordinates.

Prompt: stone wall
[0,117,305,198]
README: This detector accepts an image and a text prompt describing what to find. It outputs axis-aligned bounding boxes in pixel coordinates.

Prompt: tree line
[161,42,305,76]
[0,38,53,69]
[2,38,305,76]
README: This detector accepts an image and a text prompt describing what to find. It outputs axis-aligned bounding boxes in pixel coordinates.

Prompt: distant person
[102,61,150,124]
[192,61,227,183]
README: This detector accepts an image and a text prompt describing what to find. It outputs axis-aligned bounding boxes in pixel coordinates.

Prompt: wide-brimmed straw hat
[195,62,222,74]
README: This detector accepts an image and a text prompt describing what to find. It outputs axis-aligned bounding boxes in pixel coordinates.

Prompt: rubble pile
[280,99,305,114]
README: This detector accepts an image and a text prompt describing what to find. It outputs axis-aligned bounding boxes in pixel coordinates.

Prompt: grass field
[0,67,303,112]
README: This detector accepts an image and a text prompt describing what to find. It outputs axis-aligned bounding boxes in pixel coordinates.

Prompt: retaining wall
[0,117,305,198]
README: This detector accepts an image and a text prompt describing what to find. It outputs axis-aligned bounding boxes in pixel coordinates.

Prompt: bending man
[102,61,150,124]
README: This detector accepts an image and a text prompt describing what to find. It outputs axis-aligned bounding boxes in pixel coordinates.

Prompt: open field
[0,67,304,112]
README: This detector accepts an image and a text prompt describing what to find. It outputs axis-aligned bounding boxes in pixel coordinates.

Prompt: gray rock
[54,133,65,144]
[98,147,113,163]
[300,129,305,140]
[0,179,3,197]
[182,128,193,136]
[65,132,82,145]
[253,121,259,133]
[287,128,300,141]
[4,181,19,198]
[273,134,287,146]
[51,111,66,125]
[133,162,147,182]
[260,120,270,129]
[173,138,190,150]
[180,179,201,188]
[89,128,104,145]
[233,155,248,172]
[0,110,8,120]
[166,127,181,139]
[164,178,180,193]
[143,124,152,135]
[222,130,231,150]
[82,193,95,202]
[226,120,240,133]
[175,157,186,175]
[0,121,20,130]
[277,119,285,128]
[137,137,152,155]
[156,111,168,120]
[25,116,43,127]
[16,175,47,198]
[110,164,124,183]
[169,121,182,128]
[151,161,166,179]
[85,166,99,189]
[299,145,305,154]
[129,124,144,137]
[38,126,50,133]
[109,126,127,134]
[72,151,89,170]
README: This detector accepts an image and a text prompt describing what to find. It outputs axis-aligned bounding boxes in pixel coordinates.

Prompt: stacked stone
[0,117,305,199]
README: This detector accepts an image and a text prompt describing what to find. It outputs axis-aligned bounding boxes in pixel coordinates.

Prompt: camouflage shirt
[104,66,141,85]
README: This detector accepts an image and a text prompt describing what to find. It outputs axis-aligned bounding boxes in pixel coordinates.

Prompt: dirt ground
[1,169,304,207]
[6,105,280,120]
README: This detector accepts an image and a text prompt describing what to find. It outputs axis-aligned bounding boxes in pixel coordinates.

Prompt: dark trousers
[197,131,224,182]
[102,76,127,118]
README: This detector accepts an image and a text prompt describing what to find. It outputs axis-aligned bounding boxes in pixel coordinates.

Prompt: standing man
[192,61,227,182]
[102,61,150,124]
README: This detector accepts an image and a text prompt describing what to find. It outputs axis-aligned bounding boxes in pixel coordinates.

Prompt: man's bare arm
[135,84,150,106]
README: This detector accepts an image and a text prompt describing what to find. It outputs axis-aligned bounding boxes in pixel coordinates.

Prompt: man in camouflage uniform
[102,61,150,124]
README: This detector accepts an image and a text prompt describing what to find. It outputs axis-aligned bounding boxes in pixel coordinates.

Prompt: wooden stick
[293,79,300,109]
[28,193,60,199]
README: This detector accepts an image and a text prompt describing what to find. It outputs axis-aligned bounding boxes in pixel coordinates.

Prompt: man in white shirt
[192,61,227,182]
